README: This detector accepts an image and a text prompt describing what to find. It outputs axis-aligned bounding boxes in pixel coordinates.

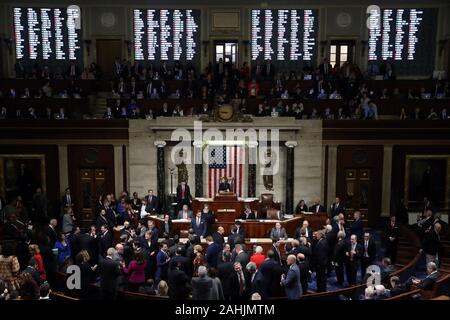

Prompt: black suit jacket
[330,203,345,217]
[145,195,159,213]
[350,219,364,241]
[310,204,326,213]
[98,257,121,293]
[217,261,235,297]
[240,211,256,220]
[212,232,225,247]
[361,239,377,263]
[333,239,348,265]
[98,231,113,258]
[176,185,192,203]
[345,242,363,266]
[313,238,329,266]
[218,182,231,192]
[62,194,74,208]
[259,259,283,298]
[423,231,442,256]
[43,225,58,247]
[168,268,190,299]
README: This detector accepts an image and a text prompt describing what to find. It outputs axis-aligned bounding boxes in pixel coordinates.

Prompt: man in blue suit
[281,254,302,300]
[155,243,170,284]
[191,210,206,238]
[205,236,221,268]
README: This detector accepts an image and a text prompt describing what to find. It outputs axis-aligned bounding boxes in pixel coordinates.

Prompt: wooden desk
[149,215,302,238]
[296,212,328,231]
[192,197,259,222]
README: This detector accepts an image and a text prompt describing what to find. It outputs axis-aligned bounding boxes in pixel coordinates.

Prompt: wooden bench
[385,289,421,300]
[49,291,80,301]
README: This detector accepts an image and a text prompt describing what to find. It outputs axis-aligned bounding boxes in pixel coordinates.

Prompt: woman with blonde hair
[157,280,169,297]
[193,244,205,277]
[28,244,46,282]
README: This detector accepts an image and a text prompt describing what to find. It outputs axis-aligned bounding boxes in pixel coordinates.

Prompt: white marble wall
[128,118,324,207]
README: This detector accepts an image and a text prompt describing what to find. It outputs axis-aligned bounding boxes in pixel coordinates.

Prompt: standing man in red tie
[176,181,192,211]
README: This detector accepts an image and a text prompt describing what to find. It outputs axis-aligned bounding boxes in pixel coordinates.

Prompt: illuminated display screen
[133,9,200,64]
[13,7,81,61]
[367,8,437,75]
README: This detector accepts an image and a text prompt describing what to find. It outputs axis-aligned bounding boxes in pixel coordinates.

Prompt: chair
[261,193,274,208]
[266,209,280,220]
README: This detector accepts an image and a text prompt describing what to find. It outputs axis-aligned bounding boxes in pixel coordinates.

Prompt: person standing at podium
[176,181,192,210]
[218,177,231,193]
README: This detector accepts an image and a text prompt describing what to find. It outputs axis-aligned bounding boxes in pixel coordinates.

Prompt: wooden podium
[192,194,258,222]
[214,192,237,201]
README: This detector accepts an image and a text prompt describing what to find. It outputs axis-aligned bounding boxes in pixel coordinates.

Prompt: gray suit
[233,251,249,268]
[177,210,193,220]
[270,227,288,240]
[281,264,302,299]
[191,276,213,300]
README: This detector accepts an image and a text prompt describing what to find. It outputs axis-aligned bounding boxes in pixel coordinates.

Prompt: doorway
[214,40,239,65]
[329,40,355,68]
[96,39,123,79]
[77,168,106,227]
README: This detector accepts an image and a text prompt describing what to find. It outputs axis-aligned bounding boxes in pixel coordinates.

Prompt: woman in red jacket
[250,246,266,269]
[121,252,147,292]
[29,244,46,282]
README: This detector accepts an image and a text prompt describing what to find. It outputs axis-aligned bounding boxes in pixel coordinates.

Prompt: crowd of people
[1,59,449,120]
[0,186,446,301]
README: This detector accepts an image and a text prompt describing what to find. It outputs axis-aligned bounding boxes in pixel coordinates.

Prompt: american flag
[208,145,244,198]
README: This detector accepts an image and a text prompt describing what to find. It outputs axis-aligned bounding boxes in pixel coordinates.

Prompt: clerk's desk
[192,193,259,222]
[149,212,327,238]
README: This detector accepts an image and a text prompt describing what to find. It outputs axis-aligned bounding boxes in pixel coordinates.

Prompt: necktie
[67,195,71,205]
[365,241,368,257]
[182,187,185,199]
[316,205,319,213]
[239,272,244,295]
[197,218,200,226]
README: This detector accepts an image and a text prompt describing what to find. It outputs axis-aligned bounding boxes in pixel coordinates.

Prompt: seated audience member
[380,257,396,282]
[178,204,193,220]
[404,262,440,291]
[295,199,308,213]
[157,280,169,297]
[388,276,407,297]
[22,258,43,287]
[270,222,288,240]
[240,204,256,220]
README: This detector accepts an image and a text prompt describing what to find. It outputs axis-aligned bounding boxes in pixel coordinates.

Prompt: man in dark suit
[385,215,400,264]
[155,243,170,284]
[361,232,377,279]
[319,57,333,77]
[201,205,215,237]
[240,204,256,220]
[212,226,225,247]
[217,252,235,300]
[294,220,313,241]
[423,223,443,266]
[145,189,159,214]
[350,211,364,242]
[22,258,43,286]
[281,255,302,299]
[233,244,249,268]
[71,227,95,261]
[171,247,192,277]
[176,181,192,210]
[330,197,345,218]
[270,238,282,265]
[333,231,348,286]
[404,262,440,290]
[98,248,121,300]
[388,276,407,297]
[168,262,191,299]
[61,188,74,210]
[43,219,58,248]
[191,211,207,238]
[296,253,309,294]
[191,266,213,300]
[205,236,221,268]
[245,262,263,296]
[310,199,326,213]
[96,208,114,231]
[142,230,159,278]
[98,224,113,258]
[313,231,329,292]
[234,221,246,238]
[228,262,249,300]
[345,234,362,286]
[259,250,284,298]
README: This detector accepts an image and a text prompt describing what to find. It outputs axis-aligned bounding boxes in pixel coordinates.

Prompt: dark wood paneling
[67,145,115,225]
[0,120,129,140]
[391,145,450,215]
[0,145,59,218]
[336,145,383,226]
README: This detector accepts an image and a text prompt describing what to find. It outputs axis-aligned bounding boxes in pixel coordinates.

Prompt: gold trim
[0,154,47,198]
[404,155,450,211]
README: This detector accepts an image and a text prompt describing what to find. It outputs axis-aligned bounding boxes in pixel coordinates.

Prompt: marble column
[154,141,167,211]
[193,141,203,197]
[247,141,258,198]
[285,141,298,215]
